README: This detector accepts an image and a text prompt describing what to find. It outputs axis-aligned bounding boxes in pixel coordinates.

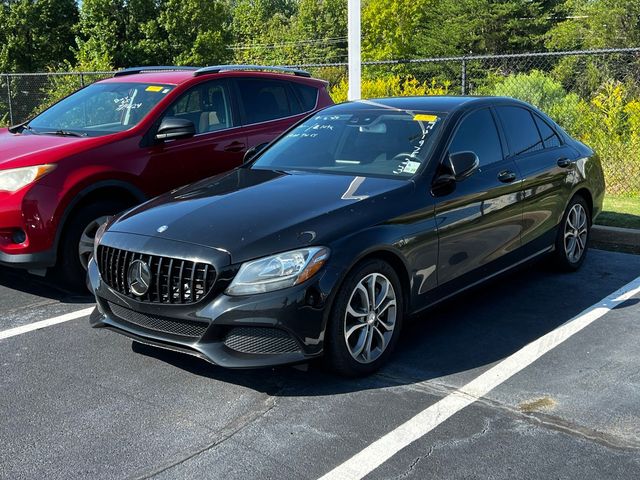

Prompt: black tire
[325,259,404,377]
[53,200,128,292]
[552,194,591,272]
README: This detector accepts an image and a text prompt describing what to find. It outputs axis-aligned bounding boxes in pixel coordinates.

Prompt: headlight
[225,247,330,296]
[93,219,110,259]
[0,165,56,192]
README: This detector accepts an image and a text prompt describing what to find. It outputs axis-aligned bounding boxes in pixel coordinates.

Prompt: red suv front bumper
[0,186,57,268]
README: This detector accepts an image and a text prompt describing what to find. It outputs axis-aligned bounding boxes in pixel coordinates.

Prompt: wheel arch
[573,187,594,219]
[325,245,413,327]
[53,180,147,259]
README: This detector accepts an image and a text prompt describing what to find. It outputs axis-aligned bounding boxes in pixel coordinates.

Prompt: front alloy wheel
[344,273,397,364]
[326,259,404,376]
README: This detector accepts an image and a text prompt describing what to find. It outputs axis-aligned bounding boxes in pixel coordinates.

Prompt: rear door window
[448,108,503,166]
[496,106,544,156]
[237,79,298,124]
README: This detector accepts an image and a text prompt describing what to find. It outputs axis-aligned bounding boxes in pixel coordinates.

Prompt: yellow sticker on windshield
[146,86,164,92]
[413,114,438,122]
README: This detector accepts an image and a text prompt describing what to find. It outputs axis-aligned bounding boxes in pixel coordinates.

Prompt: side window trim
[290,81,320,113]
[532,111,564,149]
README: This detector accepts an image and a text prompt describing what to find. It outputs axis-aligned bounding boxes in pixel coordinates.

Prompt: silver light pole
[347,0,361,100]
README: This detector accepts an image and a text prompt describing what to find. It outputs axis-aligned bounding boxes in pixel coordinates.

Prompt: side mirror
[155,117,196,141]
[431,151,479,197]
[448,151,479,180]
[243,142,269,163]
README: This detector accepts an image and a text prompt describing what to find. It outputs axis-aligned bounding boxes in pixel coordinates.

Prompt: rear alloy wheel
[326,260,403,376]
[554,195,591,271]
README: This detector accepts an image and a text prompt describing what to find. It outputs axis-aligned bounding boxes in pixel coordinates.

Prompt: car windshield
[251,106,444,178]
[27,82,174,137]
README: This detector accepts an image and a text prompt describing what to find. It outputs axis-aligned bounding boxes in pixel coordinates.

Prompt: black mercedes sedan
[88,96,604,376]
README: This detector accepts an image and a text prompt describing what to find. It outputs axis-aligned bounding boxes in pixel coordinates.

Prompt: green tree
[546,0,640,98]
[76,0,163,68]
[0,0,78,72]
[289,0,347,63]
[231,0,346,65]
[362,0,561,60]
[231,0,296,63]
[152,0,233,66]
[546,0,640,50]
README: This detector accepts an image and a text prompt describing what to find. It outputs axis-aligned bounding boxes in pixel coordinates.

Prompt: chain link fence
[297,48,640,197]
[0,72,113,127]
[1,47,639,196]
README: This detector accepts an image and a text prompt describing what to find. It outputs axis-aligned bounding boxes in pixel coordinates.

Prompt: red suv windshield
[27,82,175,137]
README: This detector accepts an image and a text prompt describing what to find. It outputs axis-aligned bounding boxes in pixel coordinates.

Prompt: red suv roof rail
[113,66,200,77]
[193,65,311,78]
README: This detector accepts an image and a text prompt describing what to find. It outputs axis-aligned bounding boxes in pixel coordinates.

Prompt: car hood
[109,168,413,263]
[0,128,93,168]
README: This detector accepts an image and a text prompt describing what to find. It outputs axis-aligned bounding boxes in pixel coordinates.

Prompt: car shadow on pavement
[131,250,640,397]
[0,266,93,303]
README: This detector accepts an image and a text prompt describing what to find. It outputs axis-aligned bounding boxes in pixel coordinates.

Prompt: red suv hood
[0,128,94,169]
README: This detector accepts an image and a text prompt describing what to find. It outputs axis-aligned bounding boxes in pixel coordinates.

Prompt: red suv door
[234,78,319,149]
[141,79,246,196]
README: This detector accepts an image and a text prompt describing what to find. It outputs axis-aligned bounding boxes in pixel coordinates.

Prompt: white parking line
[319,275,640,480]
[0,307,95,340]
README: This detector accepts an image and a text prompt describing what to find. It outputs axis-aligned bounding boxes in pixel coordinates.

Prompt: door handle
[557,157,572,168]
[497,170,517,183]
[224,141,246,152]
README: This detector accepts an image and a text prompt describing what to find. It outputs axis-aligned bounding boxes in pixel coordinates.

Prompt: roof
[99,70,199,85]
[359,96,524,112]
[99,65,316,86]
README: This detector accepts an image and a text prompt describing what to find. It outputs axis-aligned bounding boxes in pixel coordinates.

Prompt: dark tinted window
[449,108,503,166]
[292,83,318,112]
[496,106,544,156]
[533,114,561,148]
[238,79,296,123]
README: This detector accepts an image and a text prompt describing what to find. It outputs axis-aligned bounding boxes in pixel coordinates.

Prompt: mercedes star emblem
[127,259,152,296]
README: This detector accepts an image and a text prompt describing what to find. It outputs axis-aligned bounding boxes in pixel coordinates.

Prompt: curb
[591,224,640,253]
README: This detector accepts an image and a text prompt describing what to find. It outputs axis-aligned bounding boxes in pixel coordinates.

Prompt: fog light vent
[12,229,26,244]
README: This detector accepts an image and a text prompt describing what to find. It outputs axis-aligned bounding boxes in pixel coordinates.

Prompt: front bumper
[0,248,55,269]
[0,185,59,268]
[88,253,339,369]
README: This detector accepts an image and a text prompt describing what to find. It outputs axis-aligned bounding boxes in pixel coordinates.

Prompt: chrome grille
[224,327,301,354]
[97,245,215,304]
[108,302,207,338]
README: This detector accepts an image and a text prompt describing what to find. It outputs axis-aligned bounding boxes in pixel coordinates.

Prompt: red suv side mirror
[155,117,196,142]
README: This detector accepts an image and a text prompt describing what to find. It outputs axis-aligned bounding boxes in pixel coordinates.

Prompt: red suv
[0,65,333,288]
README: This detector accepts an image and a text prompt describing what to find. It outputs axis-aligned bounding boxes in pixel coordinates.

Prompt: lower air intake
[108,302,207,338]
[224,327,301,354]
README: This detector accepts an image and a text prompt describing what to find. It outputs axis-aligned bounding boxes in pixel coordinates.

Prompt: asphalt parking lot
[1,247,639,480]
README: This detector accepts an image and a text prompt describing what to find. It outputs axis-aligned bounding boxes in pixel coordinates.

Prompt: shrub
[485,70,583,134]
[330,75,450,103]
[577,81,640,196]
